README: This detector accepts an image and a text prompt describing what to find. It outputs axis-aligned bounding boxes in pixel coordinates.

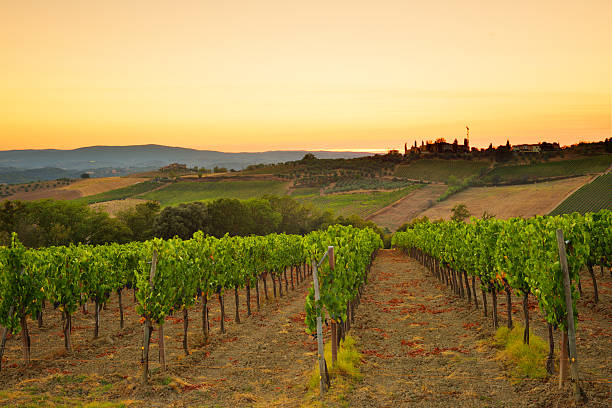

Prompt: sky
[0,0,610,152]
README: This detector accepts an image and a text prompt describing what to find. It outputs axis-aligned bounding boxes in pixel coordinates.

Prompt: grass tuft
[494,325,548,381]
[305,335,362,407]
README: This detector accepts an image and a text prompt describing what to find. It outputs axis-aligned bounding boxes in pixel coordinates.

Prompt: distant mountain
[0,145,371,184]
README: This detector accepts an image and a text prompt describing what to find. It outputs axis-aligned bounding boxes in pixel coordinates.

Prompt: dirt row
[0,270,319,407]
[0,251,610,407]
[346,250,611,407]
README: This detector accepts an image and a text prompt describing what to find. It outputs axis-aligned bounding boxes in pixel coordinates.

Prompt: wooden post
[556,230,583,401]
[559,331,569,387]
[142,249,157,384]
[312,259,327,397]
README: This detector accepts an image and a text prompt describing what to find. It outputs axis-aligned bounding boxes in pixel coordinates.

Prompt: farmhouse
[514,144,541,153]
[160,163,187,172]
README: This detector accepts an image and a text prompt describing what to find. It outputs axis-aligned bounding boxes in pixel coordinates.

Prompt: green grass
[550,172,612,215]
[485,155,611,184]
[326,178,419,193]
[75,180,165,204]
[138,180,289,207]
[305,335,362,407]
[394,159,489,183]
[494,325,548,382]
[297,185,421,217]
[290,186,321,197]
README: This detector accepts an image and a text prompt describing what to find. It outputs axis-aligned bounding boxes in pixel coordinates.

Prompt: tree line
[0,196,386,248]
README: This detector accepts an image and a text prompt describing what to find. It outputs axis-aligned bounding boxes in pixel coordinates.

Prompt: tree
[301,153,317,161]
[116,201,160,241]
[80,173,90,179]
[450,204,470,222]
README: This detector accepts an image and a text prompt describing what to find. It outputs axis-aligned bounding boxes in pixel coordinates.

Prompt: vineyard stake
[142,249,157,384]
[312,259,326,396]
[555,229,584,402]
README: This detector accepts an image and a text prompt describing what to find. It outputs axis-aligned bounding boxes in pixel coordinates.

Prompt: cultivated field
[77,180,165,205]
[550,173,612,215]
[417,176,591,220]
[394,159,489,182]
[0,250,609,407]
[138,180,290,207]
[90,198,152,217]
[483,155,611,184]
[295,185,422,219]
[1,177,147,202]
[366,184,448,230]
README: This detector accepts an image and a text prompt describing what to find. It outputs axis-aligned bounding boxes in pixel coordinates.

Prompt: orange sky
[1,0,610,152]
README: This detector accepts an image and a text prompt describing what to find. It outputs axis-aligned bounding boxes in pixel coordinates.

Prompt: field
[417,176,590,221]
[550,172,612,215]
[137,180,290,207]
[296,185,422,218]
[0,250,609,407]
[366,184,447,230]
[75,180,164,204]
[324,178,419,193]
[394,159,489,182]
[1,177,147,202]
[484,155,611,184]
[89,198,151,216]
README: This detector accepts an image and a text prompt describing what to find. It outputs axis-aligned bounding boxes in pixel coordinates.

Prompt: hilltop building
[513,144,541,153]
[406,138,469,155]
[160,163,187,172]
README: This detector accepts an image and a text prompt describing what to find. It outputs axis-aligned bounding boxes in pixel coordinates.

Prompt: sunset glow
[1,0,610,151]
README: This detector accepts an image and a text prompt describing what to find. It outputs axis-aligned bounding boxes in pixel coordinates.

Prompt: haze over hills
[0,144,370,183]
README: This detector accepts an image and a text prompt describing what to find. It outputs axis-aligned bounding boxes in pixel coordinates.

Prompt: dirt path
[366,184,447,231]
[348,249,517,407]
[347,250,612,408]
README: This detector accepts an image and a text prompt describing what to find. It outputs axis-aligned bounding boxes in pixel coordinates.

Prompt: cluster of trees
[0,196,387,248]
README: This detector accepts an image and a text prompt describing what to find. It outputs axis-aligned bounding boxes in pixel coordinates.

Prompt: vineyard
[394,159,488,182]
[392,210,611,401]
[550,173,612,216]
[0,226,381,385]
[483,155,612,185]
[0,210,610,406]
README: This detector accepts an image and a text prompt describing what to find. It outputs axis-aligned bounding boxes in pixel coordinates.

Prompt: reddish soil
[0,251,610,407]
[347,250,611,407]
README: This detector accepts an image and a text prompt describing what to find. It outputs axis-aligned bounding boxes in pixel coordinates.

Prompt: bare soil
[0,271,318,407]
[0,251,610,407]
[2,177,147,202]
[347,250,611,407]
[366,184,447,230]
[417,176,591,220]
